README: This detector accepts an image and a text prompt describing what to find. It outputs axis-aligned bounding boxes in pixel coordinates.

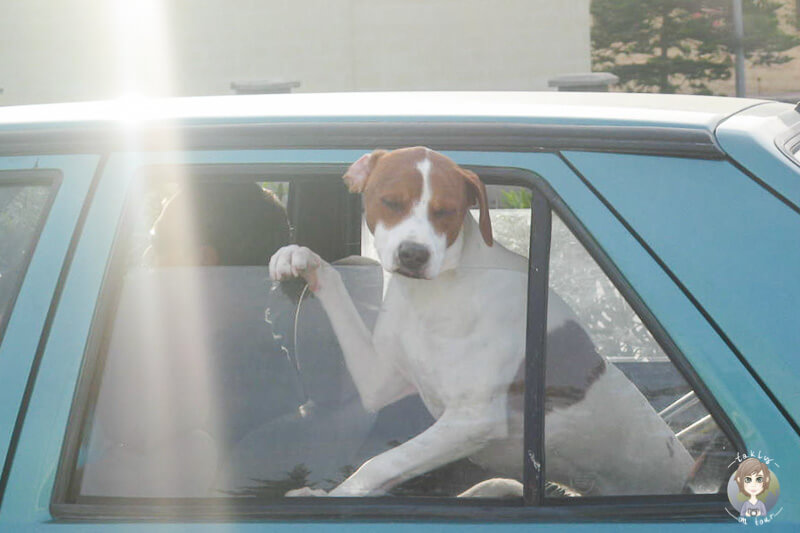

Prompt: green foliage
[500,188,532,209]
[591,0,800,94]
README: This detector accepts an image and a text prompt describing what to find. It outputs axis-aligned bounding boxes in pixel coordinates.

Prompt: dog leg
[457,478,523,498]
[270,245,412,412]
[285,487,328,497]
[321,406,506,497]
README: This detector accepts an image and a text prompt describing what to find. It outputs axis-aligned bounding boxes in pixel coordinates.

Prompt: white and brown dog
[269,147,694,497]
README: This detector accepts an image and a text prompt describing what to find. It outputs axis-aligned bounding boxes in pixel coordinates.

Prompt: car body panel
[562,151,800,432]
[0,155,98,473]
[715,102,800,210]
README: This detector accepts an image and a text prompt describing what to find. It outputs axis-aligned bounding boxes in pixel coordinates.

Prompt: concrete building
[0,0,591,106]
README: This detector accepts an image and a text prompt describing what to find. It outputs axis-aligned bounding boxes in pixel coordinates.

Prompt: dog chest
[383,271,526,417]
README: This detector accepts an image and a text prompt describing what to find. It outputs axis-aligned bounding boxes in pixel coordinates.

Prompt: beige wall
[0,2,119,106]
[0,0,591,106]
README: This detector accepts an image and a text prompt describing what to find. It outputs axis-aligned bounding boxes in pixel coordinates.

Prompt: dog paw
[269,245,323,290]
[457,478,523,498]
[285,486,328,497]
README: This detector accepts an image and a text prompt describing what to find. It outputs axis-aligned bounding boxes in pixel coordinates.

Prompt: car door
[1,129,796,530]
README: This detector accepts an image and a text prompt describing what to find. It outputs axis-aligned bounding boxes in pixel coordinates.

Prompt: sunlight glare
[113,0,174,99]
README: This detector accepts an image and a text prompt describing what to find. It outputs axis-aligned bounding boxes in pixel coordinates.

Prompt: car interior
[73,168,733,502]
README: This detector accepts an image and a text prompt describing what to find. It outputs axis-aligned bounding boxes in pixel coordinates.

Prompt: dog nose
[397,241,430,270]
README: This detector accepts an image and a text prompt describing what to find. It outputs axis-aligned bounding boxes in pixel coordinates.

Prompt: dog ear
[460,168,493,247]
[343,150,387,193]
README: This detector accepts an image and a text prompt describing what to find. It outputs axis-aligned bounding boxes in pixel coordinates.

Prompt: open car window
[80,264,391,498]
[57,162,740,520]
[72,174,531,500]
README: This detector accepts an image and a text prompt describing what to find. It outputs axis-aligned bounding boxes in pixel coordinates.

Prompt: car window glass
[0,183,52,343]
[545,212,735,497]
[479,185,532,258]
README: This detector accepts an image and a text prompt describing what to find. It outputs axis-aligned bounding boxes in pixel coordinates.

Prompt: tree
[591,0,800,94]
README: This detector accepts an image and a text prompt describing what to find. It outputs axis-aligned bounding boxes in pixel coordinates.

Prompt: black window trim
[50,161,744,523]
[0,170,62,348]
[0,122,726,159]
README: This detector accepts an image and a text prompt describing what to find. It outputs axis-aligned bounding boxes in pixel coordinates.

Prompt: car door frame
[0,154,101,516]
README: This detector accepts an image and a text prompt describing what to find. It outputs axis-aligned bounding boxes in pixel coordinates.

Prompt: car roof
[0,92,772,132]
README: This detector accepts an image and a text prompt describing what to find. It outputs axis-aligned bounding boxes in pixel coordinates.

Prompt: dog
[269,146,694,497]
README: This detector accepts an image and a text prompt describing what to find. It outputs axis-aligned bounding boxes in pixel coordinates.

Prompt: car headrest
[95,267,303,449]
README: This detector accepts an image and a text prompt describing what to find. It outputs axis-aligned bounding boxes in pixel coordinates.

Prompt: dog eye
[381,198,403,211]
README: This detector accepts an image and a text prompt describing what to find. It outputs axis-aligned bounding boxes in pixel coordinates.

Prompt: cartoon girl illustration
[735,457,770,518]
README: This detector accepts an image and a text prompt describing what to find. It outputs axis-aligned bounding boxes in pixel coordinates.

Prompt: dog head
[343,146,492,279]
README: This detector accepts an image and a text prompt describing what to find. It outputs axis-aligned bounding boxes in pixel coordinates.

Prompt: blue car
[0,92,798,530]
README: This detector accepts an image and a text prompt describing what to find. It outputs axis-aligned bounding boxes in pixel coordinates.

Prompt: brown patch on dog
[361,147,425,233]
[427,151,472,246]
[343,149,387,193]
[460,168,493,246]
[347,147,493,247]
